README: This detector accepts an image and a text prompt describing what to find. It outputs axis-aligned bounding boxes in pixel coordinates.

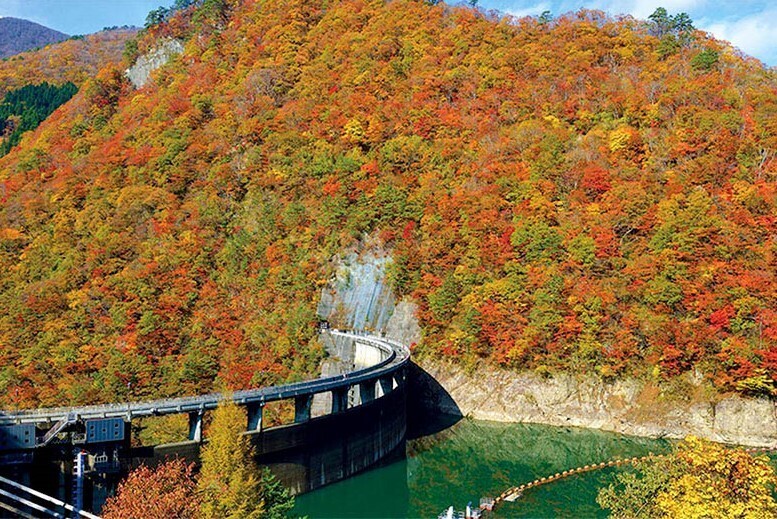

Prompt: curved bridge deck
[0,330,411,514]
[0,330,410,444]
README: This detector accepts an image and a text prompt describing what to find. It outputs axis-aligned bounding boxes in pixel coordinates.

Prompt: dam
[0,330,410,514]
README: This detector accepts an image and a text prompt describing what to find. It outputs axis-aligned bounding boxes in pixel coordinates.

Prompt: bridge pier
[188,411,203,442]
[358,381,376,405]
[0,329,411,487]
[294,395,313,423]
[377,376,393,398]
[247,403,264,432]
[331,387,349,414]
[72,450,86,513]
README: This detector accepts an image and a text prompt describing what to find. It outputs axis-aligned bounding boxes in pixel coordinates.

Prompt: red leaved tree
[101,458,199,519]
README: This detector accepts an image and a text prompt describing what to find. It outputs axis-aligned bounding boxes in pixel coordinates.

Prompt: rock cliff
[317,236,421,347]
[415,358,777,448]
[125,39,184,89]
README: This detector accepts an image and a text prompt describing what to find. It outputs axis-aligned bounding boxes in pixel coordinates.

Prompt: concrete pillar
[247,403,264,432]
[358,381,376,405]
[294,395,313,423]
[377,376,393,398]
[188,411,203,442]
[331,387,349,414]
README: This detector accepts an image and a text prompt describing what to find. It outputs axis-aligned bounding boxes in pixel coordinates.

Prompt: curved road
[0,330,410,426]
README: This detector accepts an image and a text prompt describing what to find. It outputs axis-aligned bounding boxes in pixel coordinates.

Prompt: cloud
[700,8,777,65]
[628,0,707,19]
[504,2,553,18]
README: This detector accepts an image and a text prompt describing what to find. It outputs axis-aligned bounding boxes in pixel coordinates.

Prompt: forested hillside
[0,82,78,156]
[0,18,68,59]
[0,0,774,408]
[0,28,136,98]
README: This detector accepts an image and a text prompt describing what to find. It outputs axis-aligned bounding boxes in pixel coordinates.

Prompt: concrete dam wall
[144,380,408,496]
[133,332,408,496]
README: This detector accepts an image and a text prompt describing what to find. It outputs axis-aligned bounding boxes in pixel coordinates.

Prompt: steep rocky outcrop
[317,236,421,347]
[320,239,777,447]
[125,38,184,88]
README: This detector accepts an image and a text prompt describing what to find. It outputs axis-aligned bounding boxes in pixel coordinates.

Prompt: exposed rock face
[416,358,777,448]
[385,299,422,347]
[317,236,421,346]
[315,237,421,417]
[125,39,184,89]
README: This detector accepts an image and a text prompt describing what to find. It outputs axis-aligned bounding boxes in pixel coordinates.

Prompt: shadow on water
[291,449,411,518]
[406,362,463,440]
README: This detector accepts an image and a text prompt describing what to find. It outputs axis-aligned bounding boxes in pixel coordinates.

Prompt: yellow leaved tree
[197,398,292,519]
[598,436,777,518]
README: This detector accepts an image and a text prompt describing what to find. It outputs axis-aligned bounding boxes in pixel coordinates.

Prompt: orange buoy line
[491,445,777,510]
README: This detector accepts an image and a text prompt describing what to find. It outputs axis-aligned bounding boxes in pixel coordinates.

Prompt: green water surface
[293,417,675,518]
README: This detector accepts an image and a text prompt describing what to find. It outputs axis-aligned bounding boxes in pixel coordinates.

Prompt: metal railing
[0,475,100,519]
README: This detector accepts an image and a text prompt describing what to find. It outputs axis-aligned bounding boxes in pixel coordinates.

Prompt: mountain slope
[0,17,68,58]
[0,27,136,98]
[0,0,775,408]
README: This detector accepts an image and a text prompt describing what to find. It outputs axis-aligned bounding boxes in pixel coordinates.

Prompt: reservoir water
[293,417,675,518]
[3,414,773,517]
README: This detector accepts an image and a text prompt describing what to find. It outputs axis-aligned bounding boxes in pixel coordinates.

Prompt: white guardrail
[0,475,100,519]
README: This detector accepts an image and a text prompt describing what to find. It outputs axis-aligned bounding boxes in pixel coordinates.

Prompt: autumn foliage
[0,0,775,408]
[101,458,199,519]
[598,436,777,518]
[102,400,292,519]
[0,29,135,99]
